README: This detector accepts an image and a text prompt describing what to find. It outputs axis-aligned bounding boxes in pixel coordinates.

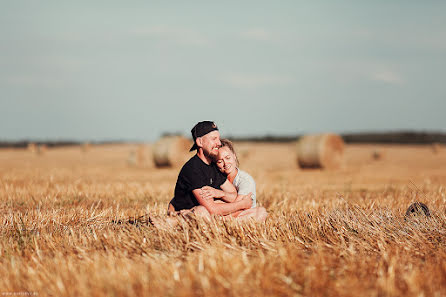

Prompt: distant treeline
[230,131,446,144]
[1,131,445,148]
[341,132,446,144]
[0,140,121,149]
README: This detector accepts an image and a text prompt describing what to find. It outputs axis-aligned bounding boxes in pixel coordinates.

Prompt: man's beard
[209,152,219,162]
[204,147,219,162]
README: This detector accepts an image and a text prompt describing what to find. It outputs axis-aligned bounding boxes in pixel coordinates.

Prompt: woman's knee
[257,207,268,222]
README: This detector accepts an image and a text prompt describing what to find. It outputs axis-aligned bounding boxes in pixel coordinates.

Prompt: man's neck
[196,149,213,165]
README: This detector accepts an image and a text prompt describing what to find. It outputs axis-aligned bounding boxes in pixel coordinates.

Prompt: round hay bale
[296,133,344,169]
[431,143,441,154]
[405,202,430,218]
[81,142,91,153]
[127,150,137,167]
[27,142,37,154]
[372,150,382,160]
[137,144,147,166]
[37,144,47,155]
[152,136,193,168]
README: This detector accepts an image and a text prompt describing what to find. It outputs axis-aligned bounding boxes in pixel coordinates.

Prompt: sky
[1,1,445,141]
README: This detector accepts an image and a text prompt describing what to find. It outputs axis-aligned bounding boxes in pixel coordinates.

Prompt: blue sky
[1,2,445,141]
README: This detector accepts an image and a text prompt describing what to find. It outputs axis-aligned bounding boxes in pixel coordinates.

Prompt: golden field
[0,143,445,297]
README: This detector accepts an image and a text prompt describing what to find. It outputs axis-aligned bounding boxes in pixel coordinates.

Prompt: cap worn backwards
[190,121,219,151]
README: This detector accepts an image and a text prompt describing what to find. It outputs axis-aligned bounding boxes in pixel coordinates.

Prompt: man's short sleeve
[215,170,227,189]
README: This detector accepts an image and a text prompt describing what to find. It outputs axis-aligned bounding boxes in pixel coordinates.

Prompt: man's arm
[200,180,238,203]
[192,187,252,216]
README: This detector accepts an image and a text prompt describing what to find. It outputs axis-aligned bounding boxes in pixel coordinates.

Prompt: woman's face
[216,146,236,175]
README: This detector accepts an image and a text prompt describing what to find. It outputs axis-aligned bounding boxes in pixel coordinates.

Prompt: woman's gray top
[233,169,256,208]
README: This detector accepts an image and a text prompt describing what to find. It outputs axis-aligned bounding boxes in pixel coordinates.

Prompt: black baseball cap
[190,121,219,151]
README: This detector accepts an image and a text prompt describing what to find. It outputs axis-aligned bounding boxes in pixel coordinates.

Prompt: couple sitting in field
[153,121,267,226]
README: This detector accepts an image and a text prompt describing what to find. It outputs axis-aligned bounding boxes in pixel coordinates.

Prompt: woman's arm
[192,188,252,216]
[233,172,256,208]
[200,180,238,202]
[200,181,253,209]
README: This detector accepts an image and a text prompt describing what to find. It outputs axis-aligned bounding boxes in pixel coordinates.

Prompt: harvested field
[0,143,445,297]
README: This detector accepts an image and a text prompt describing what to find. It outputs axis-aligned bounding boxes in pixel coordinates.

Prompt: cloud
[239,28,274,42]
[221,73,293,88]
[370,70,404,85]
[239,28,276,42]
[2,74,65,89]
[423,32,446,50]
[130,25,209,46]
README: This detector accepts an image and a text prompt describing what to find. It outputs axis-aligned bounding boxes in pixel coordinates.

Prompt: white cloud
[2,74,65,89]
[370,70,404,85]
[221,73,293,88]
[239,28,274,42]
[130,25,210,46]
[423,32,446,50]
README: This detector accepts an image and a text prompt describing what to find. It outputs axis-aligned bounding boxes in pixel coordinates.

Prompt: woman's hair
[220,138,239,167]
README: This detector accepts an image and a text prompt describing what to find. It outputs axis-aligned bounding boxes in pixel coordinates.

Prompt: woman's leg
[232,206,268,222]
[190,205,212,220]
[152,203,212,229]
[150,202,181,229]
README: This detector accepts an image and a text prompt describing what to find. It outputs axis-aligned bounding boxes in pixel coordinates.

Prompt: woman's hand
[200,186,222,200]
[235,192,252,202]
[235,193,253,209]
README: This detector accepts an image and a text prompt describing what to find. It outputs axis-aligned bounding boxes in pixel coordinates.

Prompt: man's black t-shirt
[170,155,227,211]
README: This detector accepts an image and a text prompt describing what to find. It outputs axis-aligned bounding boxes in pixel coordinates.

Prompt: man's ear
[196,137,203,148]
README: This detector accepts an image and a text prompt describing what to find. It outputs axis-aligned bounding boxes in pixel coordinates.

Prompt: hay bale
[372,150,382,160]
[137,144,147,166]
[127,150,137,167]
[432,143,441,154]
[81,142,91,153]
[127,145,149,167]
[37,144,47,155]
[152,136,192,168]
[27,142,37,153]
[296,133,344,169]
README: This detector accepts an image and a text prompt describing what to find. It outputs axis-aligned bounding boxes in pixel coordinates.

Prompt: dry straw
[0,143,445,297]
[296,133,344,169]
[152,135,192,168]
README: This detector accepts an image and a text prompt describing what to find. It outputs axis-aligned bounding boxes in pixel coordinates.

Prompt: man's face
[198,130,221,159]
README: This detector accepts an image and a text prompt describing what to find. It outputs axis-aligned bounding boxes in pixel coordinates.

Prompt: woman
[206,139,267,222]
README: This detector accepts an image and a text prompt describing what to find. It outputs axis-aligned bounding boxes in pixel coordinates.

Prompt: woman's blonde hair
[220,138,239,167]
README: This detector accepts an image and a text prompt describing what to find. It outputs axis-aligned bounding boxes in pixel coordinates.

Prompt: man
[168,121,252,217]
